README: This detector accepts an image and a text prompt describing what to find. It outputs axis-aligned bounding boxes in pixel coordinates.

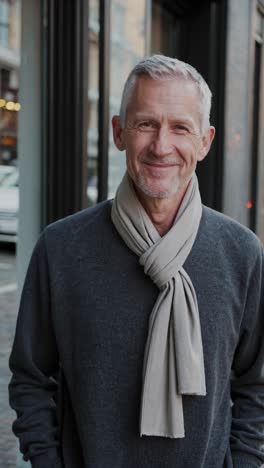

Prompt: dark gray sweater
[9,201,264,468]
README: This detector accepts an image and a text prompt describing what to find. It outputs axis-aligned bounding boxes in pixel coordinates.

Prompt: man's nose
[149,127,173,157]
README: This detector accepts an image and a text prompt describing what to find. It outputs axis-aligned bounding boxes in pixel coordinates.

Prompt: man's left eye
[173,125,188,133]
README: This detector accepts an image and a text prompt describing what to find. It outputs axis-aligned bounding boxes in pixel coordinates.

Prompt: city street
[0,244,18,467]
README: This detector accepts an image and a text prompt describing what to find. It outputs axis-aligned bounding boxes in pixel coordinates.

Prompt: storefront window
[0,68,19,165]
[151,1,182,57]
[108,0,149,198]
[0,0,20,247]
[0,0,10,47]
[87,0,149,203]
[0,0,21,466]
[0,0,20,167]
[87,0,100,206]
[86,0,183,204]
[255,8,264,243]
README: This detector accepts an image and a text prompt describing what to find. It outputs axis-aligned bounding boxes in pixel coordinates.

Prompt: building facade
[10,0,263,293]
[0,0,262,466]
[40,0,264,233]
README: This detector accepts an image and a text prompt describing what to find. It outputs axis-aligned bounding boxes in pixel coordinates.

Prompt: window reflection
[87,0,99,206]
[0,0,20,168]
[87,0,149,204]
[108,0,148,198]
[255,10,264,244]
[0,0,10,47]
[0,0,20,247]
[151,1,182,57]
[86,0,184,204]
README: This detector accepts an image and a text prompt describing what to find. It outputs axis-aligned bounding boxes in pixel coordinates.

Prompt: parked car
[0,166,19,243]
[0,165,15,185]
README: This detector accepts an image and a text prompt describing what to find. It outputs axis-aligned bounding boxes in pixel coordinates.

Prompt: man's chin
[129,172,187,199]
[136,181,180,199]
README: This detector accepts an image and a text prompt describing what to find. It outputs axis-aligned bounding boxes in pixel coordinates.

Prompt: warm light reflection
[6,101,15,111]
[0,98,21,111]
[246,201,253,209]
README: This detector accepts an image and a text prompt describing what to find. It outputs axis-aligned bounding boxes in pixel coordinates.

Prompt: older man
[9,55,264,468]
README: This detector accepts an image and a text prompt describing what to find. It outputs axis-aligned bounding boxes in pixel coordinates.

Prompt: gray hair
[119,54,212,135]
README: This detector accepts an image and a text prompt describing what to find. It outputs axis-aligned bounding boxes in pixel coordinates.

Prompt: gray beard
[130,171,192,199]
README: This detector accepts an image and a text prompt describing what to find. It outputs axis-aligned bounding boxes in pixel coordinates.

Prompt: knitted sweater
[9,201,264,468]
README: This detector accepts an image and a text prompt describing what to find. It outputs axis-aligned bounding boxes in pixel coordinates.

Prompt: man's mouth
[142,161,183,168]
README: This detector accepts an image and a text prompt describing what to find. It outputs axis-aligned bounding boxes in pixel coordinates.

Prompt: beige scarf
[111,172,206,438]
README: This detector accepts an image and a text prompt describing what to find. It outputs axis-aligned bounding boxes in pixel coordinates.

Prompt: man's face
[112,75,215,199]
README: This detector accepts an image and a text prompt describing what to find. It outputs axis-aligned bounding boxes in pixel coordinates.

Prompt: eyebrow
[132,114,196,128]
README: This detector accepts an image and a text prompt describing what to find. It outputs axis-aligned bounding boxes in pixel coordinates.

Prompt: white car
[0,165,15,185]
[0,166,19,243]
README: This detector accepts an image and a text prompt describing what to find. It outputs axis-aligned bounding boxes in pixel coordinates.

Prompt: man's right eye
[138,121,155,130]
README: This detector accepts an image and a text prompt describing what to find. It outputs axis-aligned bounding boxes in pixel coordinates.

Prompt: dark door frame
[42,0,88,226]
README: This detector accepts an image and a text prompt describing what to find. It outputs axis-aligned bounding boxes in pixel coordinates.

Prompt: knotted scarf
[111,172,206,438]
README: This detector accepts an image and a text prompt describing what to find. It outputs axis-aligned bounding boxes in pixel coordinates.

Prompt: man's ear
[112,115,126,151]
[197,126,216,162]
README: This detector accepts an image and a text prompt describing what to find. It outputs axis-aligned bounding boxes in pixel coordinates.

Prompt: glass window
[86,0,149,204]
[108,0,149,198]
[255,10,264,243]
[87,0,99,206]
[0,68,19,166]
[151,1,183,57]
[0,0,10,48]
[0,1,21,467]
[86,0,183,204]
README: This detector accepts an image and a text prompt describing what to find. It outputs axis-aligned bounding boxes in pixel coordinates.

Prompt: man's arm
[230,244,264,468]
[8,234,63,468]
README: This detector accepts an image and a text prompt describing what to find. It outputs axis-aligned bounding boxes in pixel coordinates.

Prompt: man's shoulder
[202,205,263,259]
[43,199,112,244]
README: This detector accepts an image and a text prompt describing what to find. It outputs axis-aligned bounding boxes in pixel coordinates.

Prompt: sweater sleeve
[8,233,63,468]
[230,244,264,468]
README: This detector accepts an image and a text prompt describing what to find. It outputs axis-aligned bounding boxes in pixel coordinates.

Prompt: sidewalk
[0,246,18,467]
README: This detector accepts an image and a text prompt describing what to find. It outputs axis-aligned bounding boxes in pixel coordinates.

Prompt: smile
[143,162,183,168]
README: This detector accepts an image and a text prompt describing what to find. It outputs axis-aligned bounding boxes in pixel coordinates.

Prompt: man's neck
[134,182,190,237]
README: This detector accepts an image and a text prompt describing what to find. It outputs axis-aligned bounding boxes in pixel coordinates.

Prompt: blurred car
[0,165,15,185]
[86,176,98,206]
[0,166,19,243]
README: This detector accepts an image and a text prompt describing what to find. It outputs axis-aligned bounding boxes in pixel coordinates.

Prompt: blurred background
[0,0,263,466]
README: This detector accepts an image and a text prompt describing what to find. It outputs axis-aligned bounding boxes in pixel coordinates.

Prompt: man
[9,55,264,468]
